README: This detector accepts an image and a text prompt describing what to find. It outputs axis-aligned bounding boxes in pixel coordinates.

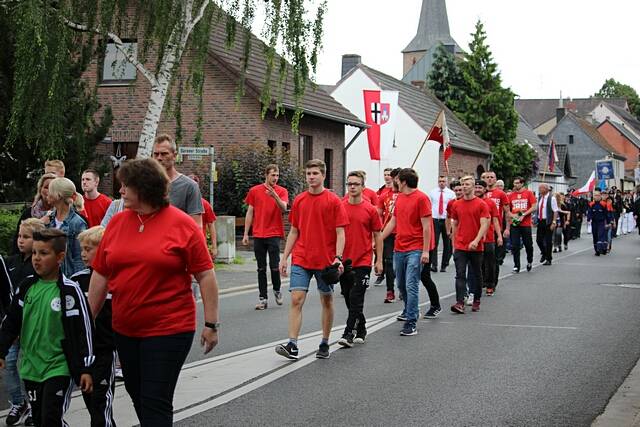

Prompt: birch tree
[5,0,327,158]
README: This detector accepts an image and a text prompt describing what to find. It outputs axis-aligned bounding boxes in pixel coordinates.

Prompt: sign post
[178,145,216,205]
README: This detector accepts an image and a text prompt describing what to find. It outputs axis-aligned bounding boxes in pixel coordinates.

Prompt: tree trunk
[137,78,171,158]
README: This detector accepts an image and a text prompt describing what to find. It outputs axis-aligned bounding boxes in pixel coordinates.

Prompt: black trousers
[254,237,281,299]
[429,219,452,270]
[536,220,553,262]
[510,226,533,269]
[339,266,370,335]
[24,376,74,427]
[115,331,194,427]
[383,235,396,292]
[420,263,440,308]
[82,350,117,427]
[454,250,483,303]
[482,242,496,289]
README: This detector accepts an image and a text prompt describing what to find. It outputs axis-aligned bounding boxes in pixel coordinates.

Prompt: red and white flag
[426,110,452,170]
[363,90,399,160]
[547,138,558,172]
[572,171,596,196]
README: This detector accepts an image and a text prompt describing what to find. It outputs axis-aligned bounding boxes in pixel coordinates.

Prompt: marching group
[1,131,640,426]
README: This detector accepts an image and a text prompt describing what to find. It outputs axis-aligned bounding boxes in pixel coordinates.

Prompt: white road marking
[438,321,578,330]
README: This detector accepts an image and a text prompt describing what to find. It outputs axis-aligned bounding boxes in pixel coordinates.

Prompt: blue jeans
[4,343,24,404]
[393,250,422,324]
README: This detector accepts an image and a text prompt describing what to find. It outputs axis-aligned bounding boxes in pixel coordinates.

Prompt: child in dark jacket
[0,229,94,427]
[587,191,613,256]
[72,225,117,427]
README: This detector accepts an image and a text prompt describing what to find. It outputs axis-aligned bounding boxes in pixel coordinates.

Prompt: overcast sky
[309,0,640,99]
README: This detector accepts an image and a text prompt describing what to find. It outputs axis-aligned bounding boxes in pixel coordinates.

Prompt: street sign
[178,146,213,156]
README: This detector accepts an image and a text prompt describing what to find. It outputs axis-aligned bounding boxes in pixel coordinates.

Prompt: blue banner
[596,160,615,180]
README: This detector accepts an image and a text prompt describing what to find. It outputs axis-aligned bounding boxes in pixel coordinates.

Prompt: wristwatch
[204,322,220,331]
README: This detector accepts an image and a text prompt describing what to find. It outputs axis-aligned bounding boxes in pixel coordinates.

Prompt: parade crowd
[0,133,639,426]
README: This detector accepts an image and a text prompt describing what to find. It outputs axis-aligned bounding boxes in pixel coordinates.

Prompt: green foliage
[427,44,464,112]
[458,20,518,146]
[0,3,113,202]
[215,142,304,216]
[490,141,537,189]
[0,208,22,256]
[595,78,640,120]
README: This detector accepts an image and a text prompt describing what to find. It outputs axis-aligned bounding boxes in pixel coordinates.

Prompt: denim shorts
[289,264,334,295]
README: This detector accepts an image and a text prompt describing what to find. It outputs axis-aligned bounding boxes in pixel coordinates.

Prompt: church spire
[402,0,459,53]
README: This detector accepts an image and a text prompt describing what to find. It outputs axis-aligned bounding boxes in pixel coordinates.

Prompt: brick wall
[438,148,488,180]
[597,122,639,173]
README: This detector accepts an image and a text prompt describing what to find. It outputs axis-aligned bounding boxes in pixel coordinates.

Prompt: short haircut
[82,169,100,180]
[305,159,326,175]
[78,226,105,247]
[45,160,65,175]
[484,171,496,177]
[265,164,279,175]
[33,229,67,254]
[390,167,402,178]
[117,159,170,209]
[451,180,461,188]
[347,170,365,184]
[153,133,177,153]
[475,179,487,188]
[460,175,475,183]
[513,176,525,184]
[383,168,393,173]
[20,218,45,235]
[358,170,367,178]
[398,168,419,188]
[438,176,447,180]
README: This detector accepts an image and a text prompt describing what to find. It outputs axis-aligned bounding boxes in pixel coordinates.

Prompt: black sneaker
[526,263,532,272]
[338,333,354,348]
[423,306,442,319]
[354,330,367,344]
[373,275,385,286]
[316,343,330,359]
[275,342,299,360]
[23,409,33,427]
[396,314,408,321]
[400,323,417,336]
[6,401,28,426]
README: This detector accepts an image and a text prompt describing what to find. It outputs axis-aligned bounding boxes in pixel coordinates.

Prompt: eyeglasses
[346,182,362,187]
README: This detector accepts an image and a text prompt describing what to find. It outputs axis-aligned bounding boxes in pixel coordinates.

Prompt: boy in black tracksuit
[0,229,94,427]
[587,192,612,256]
[73,224,116,427]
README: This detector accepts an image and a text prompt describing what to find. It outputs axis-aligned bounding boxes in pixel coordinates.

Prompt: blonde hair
[33,172,57,207]
[555,192,564,205]
[460,175,475,183]
[20,218,45,235]
[48,177,84,210]
[44,160,65,176]
[78,226,105,246]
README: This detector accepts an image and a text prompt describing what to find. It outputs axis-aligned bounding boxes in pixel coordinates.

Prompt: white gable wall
[331,68,439,194]
[591,104,640,140]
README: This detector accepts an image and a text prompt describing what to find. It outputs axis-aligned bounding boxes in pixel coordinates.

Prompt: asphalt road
[175,233,640,426]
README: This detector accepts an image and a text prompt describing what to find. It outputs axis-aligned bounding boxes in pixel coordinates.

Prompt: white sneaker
[274,291,284,306]
[465,293,474,306]
[115,368,124,380]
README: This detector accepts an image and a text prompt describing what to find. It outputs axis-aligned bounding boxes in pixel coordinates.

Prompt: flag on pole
[363,90,399,160]
[572,171,596,196]
[425,110,452,172]
[547,139,558,172]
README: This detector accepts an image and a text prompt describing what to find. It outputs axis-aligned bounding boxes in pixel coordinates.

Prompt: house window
[300,135,313,164]
[267,140,276,151]
[102,40,137,83]
[282,141,290,153]
[324,148,333,189]
[568,135,574,144]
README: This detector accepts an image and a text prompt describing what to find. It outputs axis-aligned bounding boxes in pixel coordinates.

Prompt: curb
[593,355,640,427]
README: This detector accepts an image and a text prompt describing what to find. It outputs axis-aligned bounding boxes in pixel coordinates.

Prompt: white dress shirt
[537,194,559,221]
[428,187,456,219]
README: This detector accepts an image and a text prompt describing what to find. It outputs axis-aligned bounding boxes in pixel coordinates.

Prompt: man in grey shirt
[152,134,204,227]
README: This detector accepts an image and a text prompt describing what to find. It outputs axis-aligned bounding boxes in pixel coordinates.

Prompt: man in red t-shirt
[482,171,510,283]
[376,168,400,302]
[450,176,490,313]
[337,171,383,348]
[81,169,112,227]
[381,168,433,336]
[475,180,503,296]
[507,176,537,273]
[242,165,289,310]
[275,159,348,360]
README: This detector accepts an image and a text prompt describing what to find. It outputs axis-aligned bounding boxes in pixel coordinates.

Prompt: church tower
[402,0,462,86]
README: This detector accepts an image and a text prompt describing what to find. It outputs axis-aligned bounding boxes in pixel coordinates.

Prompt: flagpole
[411,134,430,169]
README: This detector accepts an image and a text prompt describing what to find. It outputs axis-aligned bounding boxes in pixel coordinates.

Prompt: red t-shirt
[92,206,213,337]
[446,198,459,217]
[393,190,435,252]
[84,193,112,227]
[342,200,383,267]
[485,188,509,223]
[245,184,288,238]
[202,198,217,238]
[482,197,499,244]
[508,189,537,227]
[377,188,397,232]
[450,196,490,252]
[289,190,349,270]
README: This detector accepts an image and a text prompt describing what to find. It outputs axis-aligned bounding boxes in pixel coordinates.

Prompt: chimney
[341,54,361,78]
[556,107,566,123]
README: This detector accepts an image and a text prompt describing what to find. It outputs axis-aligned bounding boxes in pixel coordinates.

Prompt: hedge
[0,208,23,256]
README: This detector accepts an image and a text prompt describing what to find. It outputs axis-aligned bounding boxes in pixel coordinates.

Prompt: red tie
[539,197,544,220]
[438,190,444,216]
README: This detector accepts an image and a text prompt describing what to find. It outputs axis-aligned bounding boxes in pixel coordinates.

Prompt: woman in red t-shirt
[88,159,220,426]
